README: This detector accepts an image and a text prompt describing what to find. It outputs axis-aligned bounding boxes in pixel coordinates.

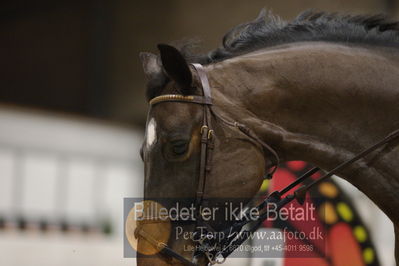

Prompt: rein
[136,63,399,265]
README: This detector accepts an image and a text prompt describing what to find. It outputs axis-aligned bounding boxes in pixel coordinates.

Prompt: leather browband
[149,63,213,106]
[149,94,212,106]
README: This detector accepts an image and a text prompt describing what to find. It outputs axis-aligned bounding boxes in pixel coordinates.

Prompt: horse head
[136,44,273,265]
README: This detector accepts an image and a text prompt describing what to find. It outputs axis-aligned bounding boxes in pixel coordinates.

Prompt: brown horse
[138,10,399,265]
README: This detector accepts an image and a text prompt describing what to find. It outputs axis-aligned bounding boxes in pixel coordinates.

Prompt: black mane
[195,9,399,63]
[146,10,399,100]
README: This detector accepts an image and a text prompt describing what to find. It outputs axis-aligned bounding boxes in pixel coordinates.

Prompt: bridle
[135,63,399,265]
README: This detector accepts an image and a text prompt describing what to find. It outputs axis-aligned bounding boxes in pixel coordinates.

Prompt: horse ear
[139,52,162,81]
[157,44,193,93]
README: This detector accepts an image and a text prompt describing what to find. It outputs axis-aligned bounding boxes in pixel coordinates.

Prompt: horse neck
[206,42,399,222]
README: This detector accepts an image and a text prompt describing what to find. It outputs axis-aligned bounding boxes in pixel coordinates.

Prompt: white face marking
[146,118,157,149]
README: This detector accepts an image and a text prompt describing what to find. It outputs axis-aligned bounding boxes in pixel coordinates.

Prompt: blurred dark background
[1,0,398,127]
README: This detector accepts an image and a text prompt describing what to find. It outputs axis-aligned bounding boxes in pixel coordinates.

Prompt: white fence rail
[0,106,143,265]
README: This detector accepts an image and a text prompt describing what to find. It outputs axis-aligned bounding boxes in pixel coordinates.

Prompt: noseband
[136,63,399,265]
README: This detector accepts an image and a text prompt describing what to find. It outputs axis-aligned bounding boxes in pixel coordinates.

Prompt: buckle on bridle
[201,125,214,139]
[200,125,208,134]
[208,130,214,139]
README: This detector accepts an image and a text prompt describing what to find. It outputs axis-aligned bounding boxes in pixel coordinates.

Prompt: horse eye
[171,140,188,155]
